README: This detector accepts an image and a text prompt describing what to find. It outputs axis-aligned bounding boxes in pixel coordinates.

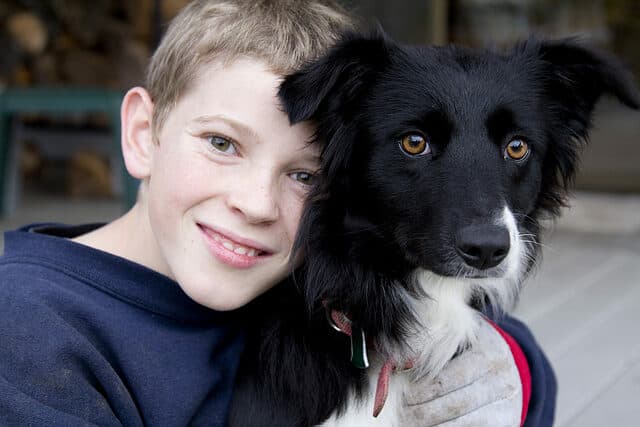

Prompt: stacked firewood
[1,0,190,198]
[0,0,190,89]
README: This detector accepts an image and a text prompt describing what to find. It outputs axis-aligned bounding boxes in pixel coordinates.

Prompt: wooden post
[0,113,11,216]
[428,0,449,45]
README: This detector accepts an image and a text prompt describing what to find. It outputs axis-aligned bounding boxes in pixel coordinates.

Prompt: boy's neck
[71,201,171,279]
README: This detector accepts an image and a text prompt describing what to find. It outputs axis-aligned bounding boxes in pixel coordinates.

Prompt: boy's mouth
[205,229,264,257]
[197,223,272,265]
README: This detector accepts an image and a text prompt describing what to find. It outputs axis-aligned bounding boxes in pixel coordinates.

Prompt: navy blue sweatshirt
[1,224,555,426]
[0,224,245,426]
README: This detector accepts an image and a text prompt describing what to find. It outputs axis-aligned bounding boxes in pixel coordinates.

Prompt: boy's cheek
[282,197,305,241]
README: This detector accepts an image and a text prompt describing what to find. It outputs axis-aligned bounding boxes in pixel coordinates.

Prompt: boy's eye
[290,171,316,186]
[207,135,237,154]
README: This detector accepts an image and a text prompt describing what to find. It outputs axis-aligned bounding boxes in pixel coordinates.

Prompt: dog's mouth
[413,252,510,281]
[461,272,492,279]
[459,268,504,280]
[446,262,507,280]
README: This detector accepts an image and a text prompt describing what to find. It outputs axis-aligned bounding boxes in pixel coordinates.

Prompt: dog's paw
[402,319,522,427]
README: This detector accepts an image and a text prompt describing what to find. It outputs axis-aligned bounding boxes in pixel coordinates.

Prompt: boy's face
[145,59,317,310]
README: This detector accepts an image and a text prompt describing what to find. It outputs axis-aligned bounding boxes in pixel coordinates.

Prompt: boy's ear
[121,87,156,180]
[278,30,394,124]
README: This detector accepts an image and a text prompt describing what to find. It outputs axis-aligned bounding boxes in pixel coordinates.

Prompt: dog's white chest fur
[320,276,483,427]
[321,207,525,426]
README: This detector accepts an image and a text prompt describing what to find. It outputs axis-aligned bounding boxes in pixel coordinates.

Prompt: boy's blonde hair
[146,0,356,137]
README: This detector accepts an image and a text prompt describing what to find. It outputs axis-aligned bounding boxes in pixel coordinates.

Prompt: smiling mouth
[208,230,264,257]
[197,224,270,258]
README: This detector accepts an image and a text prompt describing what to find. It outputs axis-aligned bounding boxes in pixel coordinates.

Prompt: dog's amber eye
[505,139,529,161]
[400,133,430,156]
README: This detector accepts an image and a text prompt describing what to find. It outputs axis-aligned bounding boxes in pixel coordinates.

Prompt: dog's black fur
[229,32,639,427]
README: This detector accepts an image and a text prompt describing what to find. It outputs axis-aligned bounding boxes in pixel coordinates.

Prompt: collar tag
[350,326,370,369]
[325,305,370,369]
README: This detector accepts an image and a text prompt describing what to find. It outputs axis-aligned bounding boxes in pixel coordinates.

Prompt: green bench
[0,87,138,216]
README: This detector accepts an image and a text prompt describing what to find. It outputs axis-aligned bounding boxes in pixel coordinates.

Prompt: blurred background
[1,1,639,426]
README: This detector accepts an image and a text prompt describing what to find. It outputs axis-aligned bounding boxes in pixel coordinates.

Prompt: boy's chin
[181,281,274,312]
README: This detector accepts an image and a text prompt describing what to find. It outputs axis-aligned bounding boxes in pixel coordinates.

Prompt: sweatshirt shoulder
[0,258,138,426]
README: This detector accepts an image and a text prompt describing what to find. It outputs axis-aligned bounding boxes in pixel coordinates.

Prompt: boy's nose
[227,181,279,224]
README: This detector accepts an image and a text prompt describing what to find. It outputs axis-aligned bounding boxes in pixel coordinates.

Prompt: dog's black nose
[455,225,510,270]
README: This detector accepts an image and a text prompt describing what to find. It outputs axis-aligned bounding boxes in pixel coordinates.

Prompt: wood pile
[1,1,190,198]
[67,149,113,198]
[0,0,190,89]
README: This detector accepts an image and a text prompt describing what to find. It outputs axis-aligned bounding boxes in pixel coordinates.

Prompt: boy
[0,1,555,426]
[0,2,352,425]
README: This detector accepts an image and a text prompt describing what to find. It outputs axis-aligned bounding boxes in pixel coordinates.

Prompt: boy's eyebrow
[192,115,320,163]
[192,114,261,142]
[297,150,321,165]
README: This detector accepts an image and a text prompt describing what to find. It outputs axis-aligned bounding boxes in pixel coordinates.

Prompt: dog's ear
[538,39,639,136]
[532,40,639,214]
[279,30,393,124]
[280,31,396,194]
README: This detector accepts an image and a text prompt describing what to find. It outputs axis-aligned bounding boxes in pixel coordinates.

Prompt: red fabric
[486,319,532,427]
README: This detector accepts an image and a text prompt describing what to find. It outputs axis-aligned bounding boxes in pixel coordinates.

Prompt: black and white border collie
[229,32,639,427]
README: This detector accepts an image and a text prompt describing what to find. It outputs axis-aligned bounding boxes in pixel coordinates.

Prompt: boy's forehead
[190,58,272,90]
[166,57,320,161]
[172,58,283,123]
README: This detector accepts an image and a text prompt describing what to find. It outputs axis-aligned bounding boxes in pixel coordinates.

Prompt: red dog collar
[325,306,413,417]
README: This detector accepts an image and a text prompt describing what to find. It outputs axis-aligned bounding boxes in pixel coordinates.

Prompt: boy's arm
[494,314,557,427]
[403,314,557,427]
[0,286,140,426]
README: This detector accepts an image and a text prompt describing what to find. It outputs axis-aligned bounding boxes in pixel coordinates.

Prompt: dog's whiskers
[518,236,552,251]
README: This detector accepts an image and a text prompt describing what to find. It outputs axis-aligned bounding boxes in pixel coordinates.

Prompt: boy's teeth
[211,231,260,257]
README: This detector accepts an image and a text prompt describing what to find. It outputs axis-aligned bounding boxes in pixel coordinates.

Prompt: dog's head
[280,32,639,338]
